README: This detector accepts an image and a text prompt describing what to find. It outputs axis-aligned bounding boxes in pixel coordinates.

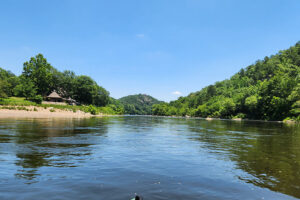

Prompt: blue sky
[0,0,300,101]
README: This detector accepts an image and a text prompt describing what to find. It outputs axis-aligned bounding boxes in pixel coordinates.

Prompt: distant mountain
[152,42,300,121]
[119,94,163,115]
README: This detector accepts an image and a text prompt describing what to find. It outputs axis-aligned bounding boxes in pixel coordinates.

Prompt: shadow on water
[0,117,109,183]
[184,119,300,198]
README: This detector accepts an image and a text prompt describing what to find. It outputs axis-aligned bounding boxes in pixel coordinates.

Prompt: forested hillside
[119,94,162,115]
[153,42,300,121]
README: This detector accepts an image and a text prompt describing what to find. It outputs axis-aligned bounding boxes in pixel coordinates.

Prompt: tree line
[0,54,110,106]
[152,42,300,121]
[0,54,161,115]
[1,41,300,121]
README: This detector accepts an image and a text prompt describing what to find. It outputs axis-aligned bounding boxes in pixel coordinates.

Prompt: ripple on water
[0,117,299,200]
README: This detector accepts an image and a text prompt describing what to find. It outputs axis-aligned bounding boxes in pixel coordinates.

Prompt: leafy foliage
[29,95,43,104]
[0,52,125,115]
[153,42,300,121]
[0,67,18,98]
[87,105,97,115]
[13,76,37,99]
[22,54,56,96]
[11,54,110,106]
[73,75,109,106]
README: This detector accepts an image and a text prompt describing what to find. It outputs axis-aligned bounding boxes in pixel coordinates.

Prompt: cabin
[45,91,79,105]
[47,91,63,102]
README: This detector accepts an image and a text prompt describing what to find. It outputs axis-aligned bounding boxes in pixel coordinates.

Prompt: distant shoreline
[128,114,296,124]
[0,107,297,124]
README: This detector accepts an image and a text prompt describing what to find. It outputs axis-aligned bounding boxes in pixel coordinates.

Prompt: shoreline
[0,107,297,124]
[0,106,96,118]
[144,115,295,124]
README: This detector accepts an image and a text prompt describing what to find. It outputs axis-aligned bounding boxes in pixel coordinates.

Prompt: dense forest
[119,94,162,115]
[152,42,300,121]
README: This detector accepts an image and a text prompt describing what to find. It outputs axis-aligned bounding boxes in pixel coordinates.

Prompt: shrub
[87,105,97,115]
[17,106,27,111]
[233,113,246,119]
[29,95,43,104]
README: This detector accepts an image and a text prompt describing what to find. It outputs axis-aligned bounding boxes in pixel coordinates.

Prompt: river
[0,116,299,199]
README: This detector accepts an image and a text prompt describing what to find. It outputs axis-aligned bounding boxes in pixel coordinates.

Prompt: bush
[233,113,246,119]
[87,105,97,115]
[17,106,28,111]
[29,95,43,104]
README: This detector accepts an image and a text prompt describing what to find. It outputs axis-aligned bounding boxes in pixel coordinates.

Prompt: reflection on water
[184,119,300,197]
[0,116,299,199]
[0,118,109,183]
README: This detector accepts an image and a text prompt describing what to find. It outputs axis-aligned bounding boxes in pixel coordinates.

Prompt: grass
[0,97,120,115]
[0,97,37,106]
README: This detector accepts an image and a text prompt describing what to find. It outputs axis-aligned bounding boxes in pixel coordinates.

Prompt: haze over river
[0,116,299,200]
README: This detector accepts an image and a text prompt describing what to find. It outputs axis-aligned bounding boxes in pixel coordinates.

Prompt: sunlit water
[0,116,300,200]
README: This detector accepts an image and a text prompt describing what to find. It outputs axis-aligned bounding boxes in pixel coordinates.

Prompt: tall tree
[22,54,56,96]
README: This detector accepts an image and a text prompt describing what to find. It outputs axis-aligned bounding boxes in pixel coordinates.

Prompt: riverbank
[0,106,97,118]
[0,97,122,117]
[150,114,299,124]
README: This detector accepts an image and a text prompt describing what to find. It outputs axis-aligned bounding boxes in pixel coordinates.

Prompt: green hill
[153,42,300,121]
[119,94,163,115]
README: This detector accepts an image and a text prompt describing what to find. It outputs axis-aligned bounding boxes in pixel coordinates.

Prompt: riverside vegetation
[0,42,299,120]
[0,54,159,115]
[152,42,300,122]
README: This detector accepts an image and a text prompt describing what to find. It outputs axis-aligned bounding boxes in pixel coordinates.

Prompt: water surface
[0,116,299,199]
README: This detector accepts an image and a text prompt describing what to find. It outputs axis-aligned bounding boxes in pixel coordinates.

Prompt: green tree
[53,70,76,98]
[14,76,37,99]
[245,95,258,112]
[207,85,216,98]
[0,67,18,97]
[0,80,8,98]
[73,75,109,106]
[22,54,56,96]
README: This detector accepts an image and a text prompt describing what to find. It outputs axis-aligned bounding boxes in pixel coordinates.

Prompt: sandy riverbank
[0,106,94,118]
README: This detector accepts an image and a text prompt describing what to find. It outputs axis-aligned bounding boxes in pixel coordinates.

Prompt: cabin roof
[47,91,62,99]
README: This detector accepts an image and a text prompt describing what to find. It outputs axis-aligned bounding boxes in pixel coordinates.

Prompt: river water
[0,116,299,200]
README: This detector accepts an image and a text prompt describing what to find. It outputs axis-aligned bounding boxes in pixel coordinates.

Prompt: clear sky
[0,0,300,101]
